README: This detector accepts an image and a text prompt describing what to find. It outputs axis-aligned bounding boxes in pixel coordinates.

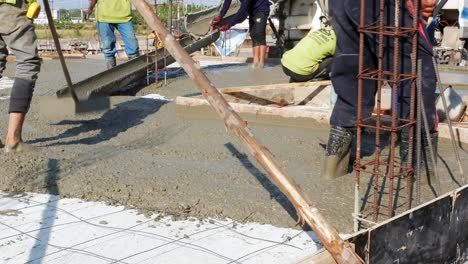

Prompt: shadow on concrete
[438,154,461,187]
[224,143,309,226]
[28,98,168,146]
[27,159,59,264]
[223,143,321,241]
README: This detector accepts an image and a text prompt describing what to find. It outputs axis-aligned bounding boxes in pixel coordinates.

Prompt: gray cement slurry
[0,60,466,233]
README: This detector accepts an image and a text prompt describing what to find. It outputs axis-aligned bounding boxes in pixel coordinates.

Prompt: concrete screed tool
[41,0,110,115]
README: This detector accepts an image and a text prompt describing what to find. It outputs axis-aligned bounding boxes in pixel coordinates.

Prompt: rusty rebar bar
[371,0,386,223]
[354,0,366,233]
[407,0,419,211]
[356,0,418,224]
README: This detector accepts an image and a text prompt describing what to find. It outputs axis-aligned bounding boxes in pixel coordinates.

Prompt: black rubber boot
[322,126,353,179]
[106,57,116,69]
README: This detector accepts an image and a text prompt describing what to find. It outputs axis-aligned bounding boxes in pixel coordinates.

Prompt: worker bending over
[212,0,270,69]
[323,0,437,179]
[281,27,336,82]
[86,0,140,69]
[0,0,41,153]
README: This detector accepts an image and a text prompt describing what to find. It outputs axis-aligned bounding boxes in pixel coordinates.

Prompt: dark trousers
[328,0,436,130]
[282,57,333,83]
[249,12,268,46]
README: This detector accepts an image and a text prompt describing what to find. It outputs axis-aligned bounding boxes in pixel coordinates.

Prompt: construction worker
[85,0,140,69]
[281,27,336,82]
[0,0,41,153]
[323,0,437,179]
[212,0,270,69]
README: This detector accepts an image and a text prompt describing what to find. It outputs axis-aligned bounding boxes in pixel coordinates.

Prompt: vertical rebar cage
[354,0,419,230]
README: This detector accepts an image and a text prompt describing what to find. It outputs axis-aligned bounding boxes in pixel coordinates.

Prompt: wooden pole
[129,0,364,263]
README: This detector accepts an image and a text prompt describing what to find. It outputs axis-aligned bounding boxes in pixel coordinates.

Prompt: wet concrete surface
[0,59,467,233]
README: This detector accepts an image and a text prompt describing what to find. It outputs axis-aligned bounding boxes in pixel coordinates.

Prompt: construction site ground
[0,58,467,236]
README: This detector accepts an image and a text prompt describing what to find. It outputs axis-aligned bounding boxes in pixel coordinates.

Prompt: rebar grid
[354,0,419,230]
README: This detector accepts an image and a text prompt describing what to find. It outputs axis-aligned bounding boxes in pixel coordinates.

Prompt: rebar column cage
[353,0,419,231]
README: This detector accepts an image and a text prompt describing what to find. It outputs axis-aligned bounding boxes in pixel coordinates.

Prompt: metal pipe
[417,61,441,193]
[432,57,466,185]
[130,0,364,263]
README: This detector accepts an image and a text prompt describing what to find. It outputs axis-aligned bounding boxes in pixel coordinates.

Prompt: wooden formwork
[175,81,468,144]
[295,185,467,263]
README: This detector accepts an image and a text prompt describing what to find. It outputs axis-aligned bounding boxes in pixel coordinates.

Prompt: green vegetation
[34,3,211,39]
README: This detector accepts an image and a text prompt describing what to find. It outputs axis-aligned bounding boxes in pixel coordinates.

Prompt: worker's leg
[259,45,267,65]
[252,46,259,64]
[282,65,305,83]
[323,0,377,178]
[0,35,7,79]
[395,5,437,181]
[1,8,41,151]
[249,12,268,67]
[97,22,117,69]
[286,57,334,82]
[116,20,140,59]
[0,36,5,148]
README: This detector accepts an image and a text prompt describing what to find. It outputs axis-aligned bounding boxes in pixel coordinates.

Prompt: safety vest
[96,0,132,24]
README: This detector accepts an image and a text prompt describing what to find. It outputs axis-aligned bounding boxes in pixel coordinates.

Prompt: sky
[36,0,221,10]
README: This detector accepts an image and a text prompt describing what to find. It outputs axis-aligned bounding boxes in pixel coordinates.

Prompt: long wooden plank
[175,96,331,121]
[132,1,363,262]
[218,81,332,94]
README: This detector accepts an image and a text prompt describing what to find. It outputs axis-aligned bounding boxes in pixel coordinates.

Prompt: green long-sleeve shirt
[281,28,336,76]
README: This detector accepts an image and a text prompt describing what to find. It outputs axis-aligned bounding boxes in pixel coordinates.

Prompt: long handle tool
[43,0,110,114]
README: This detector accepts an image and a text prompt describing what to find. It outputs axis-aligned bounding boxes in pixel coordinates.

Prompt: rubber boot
[127,53,139,60]
[106,57,116,69]
[322,126,353,179]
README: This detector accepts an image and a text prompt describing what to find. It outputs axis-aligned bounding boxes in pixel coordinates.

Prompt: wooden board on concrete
[175,96,331,121]
[176,82,468,144]
[175,81,334,121]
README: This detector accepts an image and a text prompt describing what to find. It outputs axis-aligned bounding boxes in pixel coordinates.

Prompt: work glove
[211,16,222,26]
[219,25,230,31]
